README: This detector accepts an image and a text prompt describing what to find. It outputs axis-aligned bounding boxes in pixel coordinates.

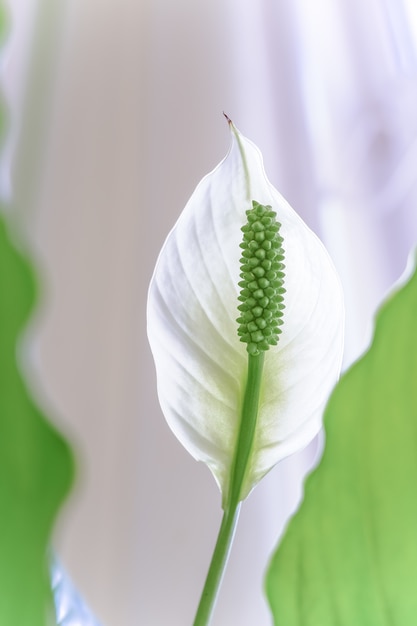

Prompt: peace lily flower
[147,118,344,625]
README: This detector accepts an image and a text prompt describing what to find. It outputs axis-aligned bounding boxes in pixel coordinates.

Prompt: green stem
[192,503,241,626]
[192,352,265,626]
[226,352,265,509]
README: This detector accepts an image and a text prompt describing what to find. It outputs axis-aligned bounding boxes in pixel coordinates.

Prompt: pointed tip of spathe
[222,113,241,146]
[223,112,240,137]
[223,111,233,125]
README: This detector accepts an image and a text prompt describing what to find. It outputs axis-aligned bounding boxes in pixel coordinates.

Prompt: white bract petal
[147,122,344,504]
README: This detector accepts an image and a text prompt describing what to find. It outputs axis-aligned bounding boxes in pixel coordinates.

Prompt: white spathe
[147,123,344,504]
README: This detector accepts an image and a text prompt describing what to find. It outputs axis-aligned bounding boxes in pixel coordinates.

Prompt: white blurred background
[3,1,417,625]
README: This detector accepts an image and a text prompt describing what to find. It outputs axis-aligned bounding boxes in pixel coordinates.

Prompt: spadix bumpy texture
[147,124,344,503]
[237,201,285,356]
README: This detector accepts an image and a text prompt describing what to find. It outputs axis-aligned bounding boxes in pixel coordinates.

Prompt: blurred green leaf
[0,215,74,625]
[266,256,417,625]
[0,4,8,147]
[0,4,8,51]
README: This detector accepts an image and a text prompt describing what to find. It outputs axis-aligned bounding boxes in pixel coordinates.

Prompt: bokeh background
[3,1,417,625]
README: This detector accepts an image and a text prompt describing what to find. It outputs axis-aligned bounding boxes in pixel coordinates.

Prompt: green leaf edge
[0,211,75,626]
[265,251,417,625]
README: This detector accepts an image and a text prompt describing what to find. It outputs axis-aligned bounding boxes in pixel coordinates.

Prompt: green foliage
[0,4,8,147]
[0,215,74,625]
[266,257,417,624]
[0,3,8,47]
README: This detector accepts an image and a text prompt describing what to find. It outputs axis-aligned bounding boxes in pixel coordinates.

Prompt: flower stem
[192,353,265,626]
[226,352,265,508]
[192,503,241,626]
